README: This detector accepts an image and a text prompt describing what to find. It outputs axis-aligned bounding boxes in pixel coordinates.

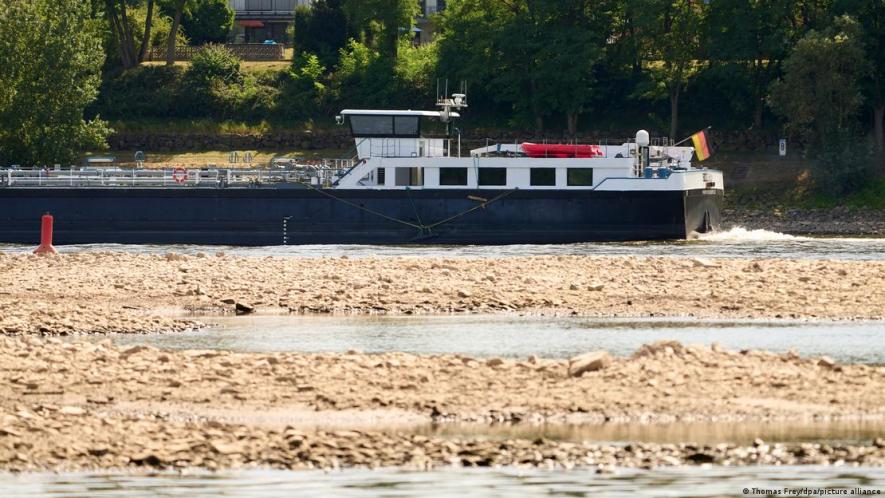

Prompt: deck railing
[0,164,353,189]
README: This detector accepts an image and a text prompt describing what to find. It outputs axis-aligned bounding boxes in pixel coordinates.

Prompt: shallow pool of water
[2,466,882,498]
[96,315,885,364]
[418,419,885,446]
[4,228,885,261]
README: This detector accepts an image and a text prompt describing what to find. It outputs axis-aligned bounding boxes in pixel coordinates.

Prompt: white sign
[779,139,787,157]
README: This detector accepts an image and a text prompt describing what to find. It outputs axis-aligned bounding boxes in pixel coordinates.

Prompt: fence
[149,43,285,62]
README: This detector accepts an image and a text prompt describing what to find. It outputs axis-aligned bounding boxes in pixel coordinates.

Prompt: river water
[2,466,883,498]
[97,315,885,365]
[3,228,885,260]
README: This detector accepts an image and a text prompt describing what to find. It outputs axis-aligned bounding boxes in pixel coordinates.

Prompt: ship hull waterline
[0,188,722,246]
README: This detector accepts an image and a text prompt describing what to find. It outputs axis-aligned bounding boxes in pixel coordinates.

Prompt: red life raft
[520,143,604,158]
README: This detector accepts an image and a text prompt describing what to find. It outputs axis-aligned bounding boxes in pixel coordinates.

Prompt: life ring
[172,167,188,184]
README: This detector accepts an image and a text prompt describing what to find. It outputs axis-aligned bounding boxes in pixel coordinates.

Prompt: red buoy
[33,213,57,255]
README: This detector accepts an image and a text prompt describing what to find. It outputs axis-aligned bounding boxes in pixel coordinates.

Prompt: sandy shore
[1,252,883,335]
[1,337,883,471]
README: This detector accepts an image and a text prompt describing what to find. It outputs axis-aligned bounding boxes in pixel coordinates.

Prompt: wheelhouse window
[376,167,386,185]
[530,168,556,186]
[439,167,468,186]
[567,168,594,186]
[478,168,507,186]
[395,167,423,186]
[348,115,420,138]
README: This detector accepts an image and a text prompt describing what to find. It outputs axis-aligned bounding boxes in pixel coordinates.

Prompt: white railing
[0,164,354,189]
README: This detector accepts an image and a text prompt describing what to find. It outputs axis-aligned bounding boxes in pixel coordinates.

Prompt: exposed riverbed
[2,232,884,494]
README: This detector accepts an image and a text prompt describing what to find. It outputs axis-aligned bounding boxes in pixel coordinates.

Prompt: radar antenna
[436,79,468,123]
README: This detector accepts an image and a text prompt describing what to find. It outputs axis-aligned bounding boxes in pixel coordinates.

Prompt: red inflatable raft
[521,143,604,158]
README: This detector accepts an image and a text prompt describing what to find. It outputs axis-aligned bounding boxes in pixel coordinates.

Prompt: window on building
[478,168,507,186]
[567,168,594,186]
[530,168,556,186]
[439,167,468,186]
[395,167,423,186]
[376,167,386,185]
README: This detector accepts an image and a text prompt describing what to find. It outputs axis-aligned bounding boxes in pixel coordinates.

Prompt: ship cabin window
[478,167,507,186]
[530,168,556,186]
[349,115,420,138]
[567,168,594,186]
[439,167,468,186]
[395,167,423,186]
[376,167,386,185]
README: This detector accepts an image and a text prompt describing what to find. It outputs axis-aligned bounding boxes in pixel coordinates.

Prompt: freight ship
[0,93,722,245]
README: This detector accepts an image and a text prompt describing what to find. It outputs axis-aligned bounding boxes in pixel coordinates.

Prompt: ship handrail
[0,166,357,189]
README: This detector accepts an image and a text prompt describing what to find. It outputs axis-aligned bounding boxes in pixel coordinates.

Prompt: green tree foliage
[0,0,111,165]
[292,0,350,68]
[640,0,705,140]
[438,0,603,134]
[833,0,884,153]
[769,16,873,194]
[704,0,798,129]
[182,0,234,45]
[105,0,156,69]
[333,40,397,107]
[342,0,420,61]
[278,52,329,119]
[769,17,867,144]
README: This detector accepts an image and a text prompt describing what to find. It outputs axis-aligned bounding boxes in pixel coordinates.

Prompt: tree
[438,0,603,134]
[181,0,234,45]
[292,0,350,68]
[834,0,884,154]
[705,0,798,129]
[164,0,188,66]
[769,16,872,194]
[106,0,156,69]
[342,0,419,61]
[769,17,867,145]
[643,0,705,140]
[0,0,111,165]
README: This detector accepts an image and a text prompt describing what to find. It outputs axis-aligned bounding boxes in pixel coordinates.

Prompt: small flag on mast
[690,129,711,161]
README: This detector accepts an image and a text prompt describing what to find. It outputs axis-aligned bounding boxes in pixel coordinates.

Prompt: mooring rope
[302,183,518,233]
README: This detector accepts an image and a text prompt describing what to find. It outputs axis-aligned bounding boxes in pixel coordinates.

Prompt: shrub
[93,66,187,119]
[187,44,242,87]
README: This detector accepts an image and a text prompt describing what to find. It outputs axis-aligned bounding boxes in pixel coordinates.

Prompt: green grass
[726,173,885,211]
[795,176,885,210]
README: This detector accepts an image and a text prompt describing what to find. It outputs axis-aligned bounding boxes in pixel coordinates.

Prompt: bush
[277,53,328,119]
[333,40,395,108]
[187,44,242,87]
[811,131,876,196]
[93,66,187,119]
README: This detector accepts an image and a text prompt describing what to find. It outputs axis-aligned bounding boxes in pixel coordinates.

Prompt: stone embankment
[723,207,885,236]
[1,338,883,471]
[1,253,883,335]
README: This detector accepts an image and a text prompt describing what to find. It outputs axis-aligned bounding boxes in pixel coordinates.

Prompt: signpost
[779,139,787,157]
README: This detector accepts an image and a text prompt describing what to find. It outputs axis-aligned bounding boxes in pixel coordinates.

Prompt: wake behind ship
[0,94,722,246]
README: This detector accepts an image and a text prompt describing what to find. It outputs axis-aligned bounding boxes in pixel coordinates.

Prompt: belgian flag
[690,129,711,161]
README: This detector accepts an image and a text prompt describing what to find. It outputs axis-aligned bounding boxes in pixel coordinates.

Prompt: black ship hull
[0,187,722,245]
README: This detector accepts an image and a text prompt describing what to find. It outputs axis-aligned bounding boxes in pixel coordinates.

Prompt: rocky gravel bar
[724,207,885,236]
[1,252,883,335]
[1,338,884,472]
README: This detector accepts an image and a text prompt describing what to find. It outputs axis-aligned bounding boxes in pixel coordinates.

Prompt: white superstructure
[332,98,723,193]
